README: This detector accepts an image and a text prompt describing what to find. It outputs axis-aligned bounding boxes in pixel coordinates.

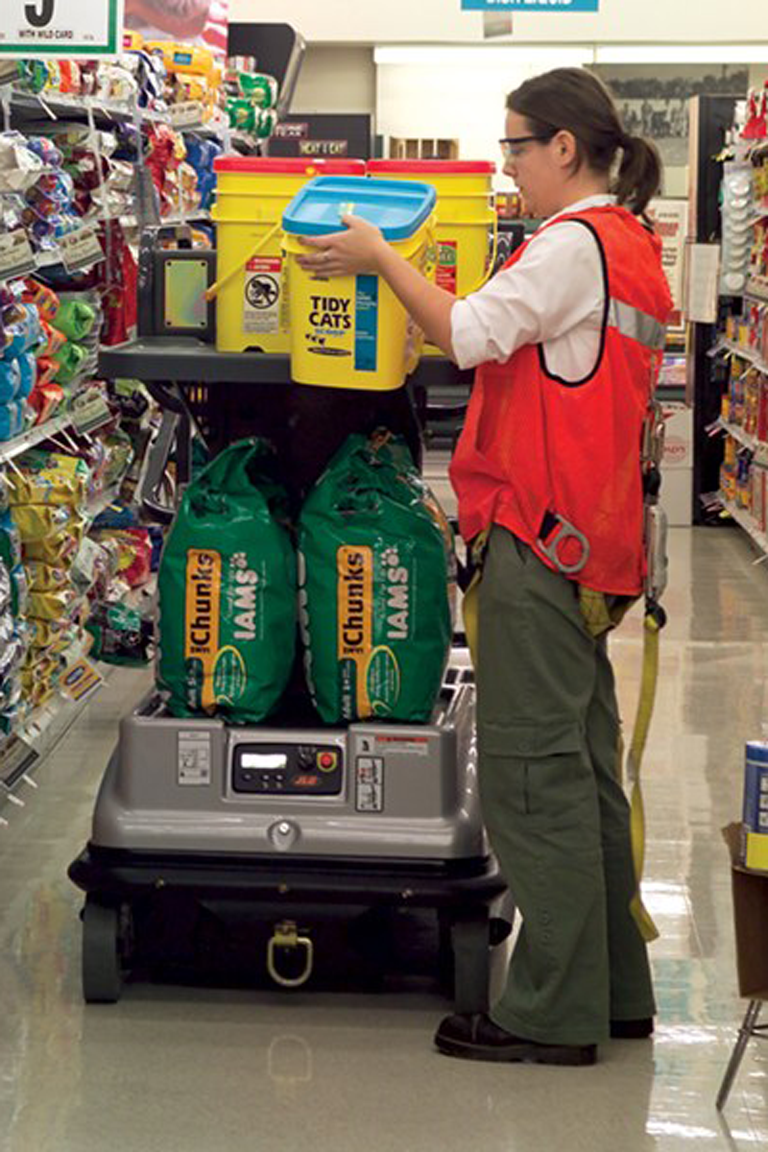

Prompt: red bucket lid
[367,160,496,174]
[214,157,367,174]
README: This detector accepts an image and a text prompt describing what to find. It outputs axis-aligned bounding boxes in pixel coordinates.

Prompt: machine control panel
[231,743,343,796]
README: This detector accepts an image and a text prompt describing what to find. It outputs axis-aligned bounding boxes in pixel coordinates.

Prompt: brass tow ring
[267,921,314,988]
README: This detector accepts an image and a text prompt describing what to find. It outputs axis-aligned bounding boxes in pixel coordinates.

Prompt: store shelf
[720,338,768,376]
[0,235,105,283]
[158,209,212,226]
[7,90,171,130]
[719,493,768,558]
[5,89,261,150]
[35,246,102,272]
[0,413,75,463]
[0,405,115,466]
[4,673,109,798]
[1,665,110,809]
[717,418,768,466]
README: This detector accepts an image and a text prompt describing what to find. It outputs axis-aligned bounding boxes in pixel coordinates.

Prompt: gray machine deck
[91,661,484,862]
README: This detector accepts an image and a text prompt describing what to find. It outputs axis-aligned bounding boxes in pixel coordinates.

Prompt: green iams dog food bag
[298,433,455,724]
[157,439,296,722]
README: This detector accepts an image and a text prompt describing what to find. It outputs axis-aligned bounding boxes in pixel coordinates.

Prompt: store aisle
[1,524,767,1152]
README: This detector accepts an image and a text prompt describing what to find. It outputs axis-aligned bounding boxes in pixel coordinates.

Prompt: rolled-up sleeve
[450,221,606,371]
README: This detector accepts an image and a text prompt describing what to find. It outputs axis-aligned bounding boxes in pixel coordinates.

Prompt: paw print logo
[232,552,248,569]
[381,547,399,567]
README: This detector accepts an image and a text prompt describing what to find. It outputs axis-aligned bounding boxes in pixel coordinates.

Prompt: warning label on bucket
[244,256,282,334]
[436,240,458,294]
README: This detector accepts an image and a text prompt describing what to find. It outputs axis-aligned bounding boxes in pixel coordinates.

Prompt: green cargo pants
[476,526,655,1046]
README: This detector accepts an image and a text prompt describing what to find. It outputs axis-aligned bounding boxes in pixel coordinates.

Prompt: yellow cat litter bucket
[368,160,497,353]
[210,158,366,352]
[282,176,437,391]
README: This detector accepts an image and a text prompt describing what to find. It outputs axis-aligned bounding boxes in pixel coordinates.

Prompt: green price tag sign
[0,0,124,58]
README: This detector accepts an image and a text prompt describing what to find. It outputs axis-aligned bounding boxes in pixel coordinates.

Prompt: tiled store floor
[0,514,767,1151]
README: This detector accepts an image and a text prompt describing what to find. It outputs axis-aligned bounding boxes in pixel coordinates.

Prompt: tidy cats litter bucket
[368,160,496,354]
[282,176,436,391]
[210,157,366,353]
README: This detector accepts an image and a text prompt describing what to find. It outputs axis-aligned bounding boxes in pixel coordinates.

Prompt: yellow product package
[27,587,80,621]
[8,451,90,508]
[12,504,77,543]
[21,658,60,694]
[25,616,72,650]
[24,518,85,564]
[24,560,69,592]
[26,681,55,710]
[21,648,59,678]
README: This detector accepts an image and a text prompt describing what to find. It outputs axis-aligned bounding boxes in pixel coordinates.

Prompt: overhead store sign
[462,0,598,11]
[0,0,123,57]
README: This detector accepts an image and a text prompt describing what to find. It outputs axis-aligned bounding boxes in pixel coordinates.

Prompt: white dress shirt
[450,194,616,382]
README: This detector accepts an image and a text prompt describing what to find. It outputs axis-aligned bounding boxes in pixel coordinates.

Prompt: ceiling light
[595,45,768,65]
[374,46,593,67]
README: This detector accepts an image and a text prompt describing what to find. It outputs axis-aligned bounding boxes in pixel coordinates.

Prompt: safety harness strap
[626,609,664,942]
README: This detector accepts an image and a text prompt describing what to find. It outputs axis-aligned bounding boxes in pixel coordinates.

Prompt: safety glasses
[499,131,557,160]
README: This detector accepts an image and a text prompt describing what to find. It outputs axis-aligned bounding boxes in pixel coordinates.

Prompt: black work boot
[610,1017,654,1039]
[434,1013,598,1065]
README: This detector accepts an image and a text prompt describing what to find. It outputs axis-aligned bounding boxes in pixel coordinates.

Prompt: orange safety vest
[449,204,673,596]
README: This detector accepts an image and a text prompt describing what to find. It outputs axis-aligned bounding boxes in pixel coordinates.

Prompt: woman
[298,68,672,1067]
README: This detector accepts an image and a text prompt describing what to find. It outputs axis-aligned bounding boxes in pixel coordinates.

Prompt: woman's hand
[296,214,388,277]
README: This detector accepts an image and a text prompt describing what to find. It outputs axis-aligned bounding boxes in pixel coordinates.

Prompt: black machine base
[69,844,512,1010]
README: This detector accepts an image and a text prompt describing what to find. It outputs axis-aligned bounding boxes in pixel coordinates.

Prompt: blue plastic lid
[746,742,768,764]
[282,176,436,241]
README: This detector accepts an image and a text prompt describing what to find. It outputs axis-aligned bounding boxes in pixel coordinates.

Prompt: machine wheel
[81,897,125,1003]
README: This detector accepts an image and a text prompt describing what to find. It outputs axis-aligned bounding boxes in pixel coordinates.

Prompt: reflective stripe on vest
[608,297,667,352]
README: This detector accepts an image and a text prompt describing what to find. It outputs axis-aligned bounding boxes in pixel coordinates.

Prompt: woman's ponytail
[613,134,662,217]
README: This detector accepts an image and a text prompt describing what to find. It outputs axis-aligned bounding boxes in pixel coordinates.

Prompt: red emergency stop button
[317,751,337,772]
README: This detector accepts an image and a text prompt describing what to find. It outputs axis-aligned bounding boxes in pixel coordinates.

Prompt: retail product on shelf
[0,488,25,731]
[9,448,90,718]
[719,349,768,534]
[743,85,768,142]
[742,740,768,868]
[224,60,279,136]
[183,135,222,209]
[142,41,223,124]
[92,527,152,590]
[145,123,202,219]
[0,290,38,440]
[0,132,84,255]
[720,164,753,296]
